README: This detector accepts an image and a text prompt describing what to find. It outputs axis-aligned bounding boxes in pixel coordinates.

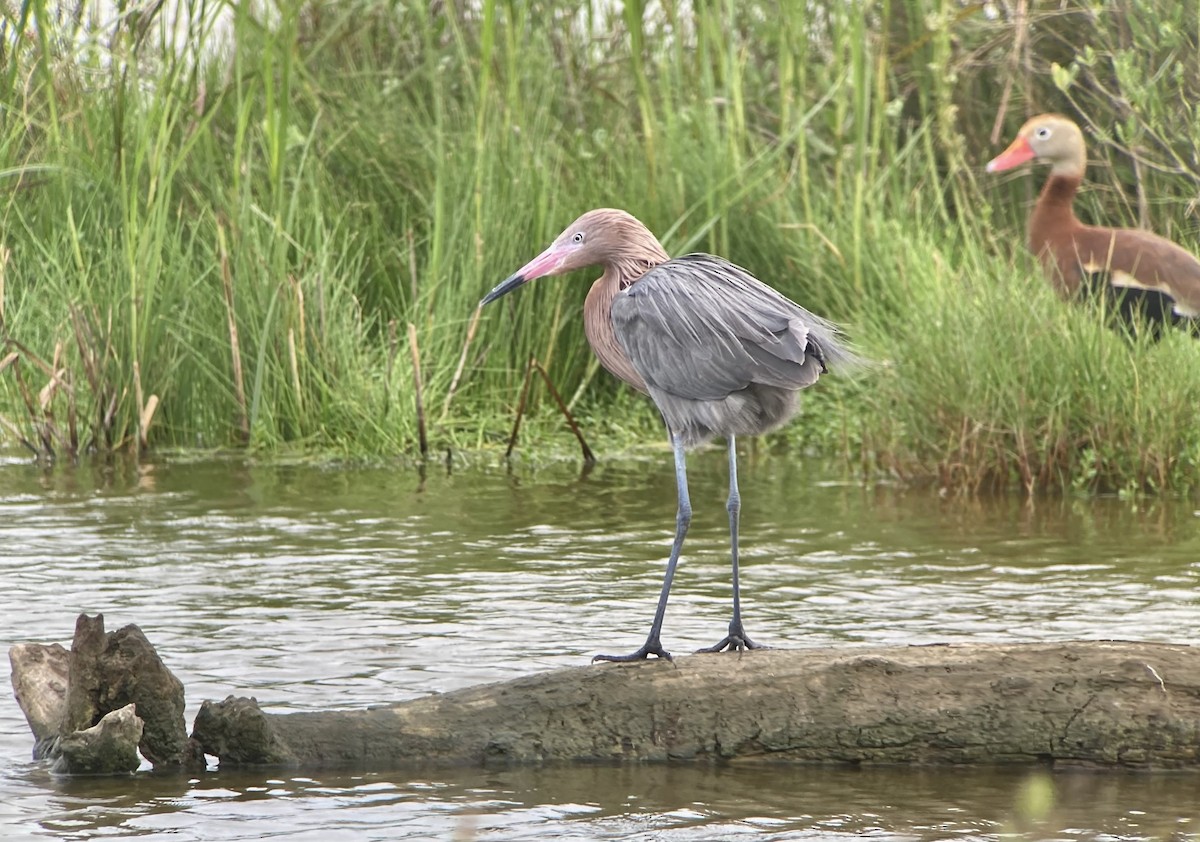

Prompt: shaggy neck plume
[581,226,668,394]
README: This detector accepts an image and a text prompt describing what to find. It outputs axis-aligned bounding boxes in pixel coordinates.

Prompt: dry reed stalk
[407,322,428,458]
[386,319,399,383]
[566,357,600,412]
[101,307,115,443]
[288,278,307,415]
[0,352,19,450]
[38,341,74,456]
[133,359,145,450]
[406,228,418,306]
[135,358,160,449]
[287,273,306,351]
[990,0,1028,145]
[0,411,36,455]
[439,305,482,422]
[316,272,327,344]
[505,356,537,460]
[140,395,159,446]
[506,356,595,463]
[532,358,595,463]
[4,337,55,378]
[68,305,109,449]
[11,359,52,456]
[40,342,65,413]
[218,225,250,444]
[288,328,302,412]
[103,393,118,440]
[0,244,8,330]
[68,307,100,392]
[66,367,78,455]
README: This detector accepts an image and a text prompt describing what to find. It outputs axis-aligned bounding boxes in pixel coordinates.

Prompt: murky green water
[2,451,1198,840]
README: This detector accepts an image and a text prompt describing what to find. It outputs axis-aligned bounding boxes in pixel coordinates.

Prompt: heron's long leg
[593,433,690,662]
[696,435,767,654]
[728,434,744,627]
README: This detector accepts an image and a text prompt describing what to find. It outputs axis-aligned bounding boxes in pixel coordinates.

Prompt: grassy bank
[2,0,1199,493]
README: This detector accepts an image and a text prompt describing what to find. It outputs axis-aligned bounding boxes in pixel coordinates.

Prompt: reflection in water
[14,764,1200,840]
[1,453,1198,840]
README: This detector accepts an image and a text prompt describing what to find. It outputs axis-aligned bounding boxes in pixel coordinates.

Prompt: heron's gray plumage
[611,253,852,447]
[480,208,860,662]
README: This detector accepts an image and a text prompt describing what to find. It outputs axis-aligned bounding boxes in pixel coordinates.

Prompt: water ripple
[1,455,1198,840]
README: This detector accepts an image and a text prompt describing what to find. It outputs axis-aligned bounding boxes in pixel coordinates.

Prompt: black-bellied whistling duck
[987,113,1200,333]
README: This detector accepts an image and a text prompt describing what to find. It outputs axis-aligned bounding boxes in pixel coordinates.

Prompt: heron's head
[986,114,1086,178]
[480,209,667,306]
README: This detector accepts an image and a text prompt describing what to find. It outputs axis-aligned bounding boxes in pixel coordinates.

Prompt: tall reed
[1,0,1198,493]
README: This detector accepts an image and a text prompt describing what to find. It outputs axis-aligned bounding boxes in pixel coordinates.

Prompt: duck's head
[986,114,1086,178]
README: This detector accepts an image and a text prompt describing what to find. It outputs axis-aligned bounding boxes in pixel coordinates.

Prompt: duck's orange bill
[985,136,1035,173]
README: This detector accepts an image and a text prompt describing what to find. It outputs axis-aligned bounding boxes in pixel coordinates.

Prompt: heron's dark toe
[695,625,770,655]
[592,640,674,663]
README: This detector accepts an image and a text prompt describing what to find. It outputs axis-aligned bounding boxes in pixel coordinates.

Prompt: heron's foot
[592,638,673,663]
[695,622,769,654]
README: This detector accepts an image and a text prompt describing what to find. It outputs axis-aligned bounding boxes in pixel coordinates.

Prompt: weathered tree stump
[63,614,198,768]
[9,614,203,773]
[190,641,1200,770]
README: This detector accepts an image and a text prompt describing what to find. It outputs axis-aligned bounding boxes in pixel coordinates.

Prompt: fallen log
[14,619,1199,773]
[191,641,1200,770]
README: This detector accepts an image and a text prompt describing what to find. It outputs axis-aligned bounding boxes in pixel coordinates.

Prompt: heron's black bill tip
[480,273,527,307]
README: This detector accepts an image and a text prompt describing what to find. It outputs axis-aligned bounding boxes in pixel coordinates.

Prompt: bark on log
[191,641,1200,770]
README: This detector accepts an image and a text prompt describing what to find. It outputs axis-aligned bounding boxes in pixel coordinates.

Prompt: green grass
[2,0,1200,494]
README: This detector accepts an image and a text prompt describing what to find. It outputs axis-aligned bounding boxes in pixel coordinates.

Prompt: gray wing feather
[610,254,851,402]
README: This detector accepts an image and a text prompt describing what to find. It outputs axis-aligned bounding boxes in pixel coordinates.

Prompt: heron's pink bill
[480,244,569,306]
[514,245,569,281]
[986,136,1035,173]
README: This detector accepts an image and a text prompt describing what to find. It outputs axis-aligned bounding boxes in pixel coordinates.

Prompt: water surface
[2,452,1198,840]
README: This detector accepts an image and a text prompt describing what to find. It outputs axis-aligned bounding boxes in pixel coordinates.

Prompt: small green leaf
[1050,62,1072,93]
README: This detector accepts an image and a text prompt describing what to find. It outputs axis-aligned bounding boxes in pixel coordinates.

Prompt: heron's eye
[1034,127,1052,140]
[571,232,585,244]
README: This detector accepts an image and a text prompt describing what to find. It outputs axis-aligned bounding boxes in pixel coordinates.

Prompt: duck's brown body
[989,114,1200,322]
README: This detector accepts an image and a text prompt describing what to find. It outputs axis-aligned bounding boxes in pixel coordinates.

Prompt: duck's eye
[571,231,585,244]
[1034,127,1052,140]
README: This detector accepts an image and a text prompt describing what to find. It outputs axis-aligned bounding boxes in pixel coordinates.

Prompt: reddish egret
[481,209,857,662]
[987,113,1200,329]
